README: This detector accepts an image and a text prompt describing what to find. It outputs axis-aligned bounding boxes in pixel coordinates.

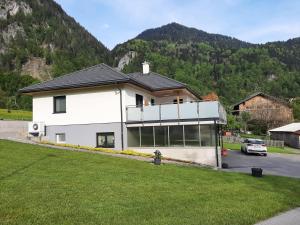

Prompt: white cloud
[101,23,110,29]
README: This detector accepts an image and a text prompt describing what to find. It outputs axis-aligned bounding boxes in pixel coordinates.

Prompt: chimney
[142,61,150,74]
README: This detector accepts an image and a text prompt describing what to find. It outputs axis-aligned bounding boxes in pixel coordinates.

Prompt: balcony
[126,101,227,124]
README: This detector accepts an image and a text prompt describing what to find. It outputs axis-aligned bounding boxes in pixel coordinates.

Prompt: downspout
[118,87,124,150]
[214,119,219,168]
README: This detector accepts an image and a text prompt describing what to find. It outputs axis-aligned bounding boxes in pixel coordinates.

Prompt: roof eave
[19,79,130,95]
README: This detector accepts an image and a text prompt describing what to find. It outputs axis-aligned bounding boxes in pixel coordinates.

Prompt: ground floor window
[97,132,115,148]
[56,133,66,143]
[169,125,184,146]
[127,124,216,148]
[141,127,154,147]
[184,125,200,146]
[154,126,168,147]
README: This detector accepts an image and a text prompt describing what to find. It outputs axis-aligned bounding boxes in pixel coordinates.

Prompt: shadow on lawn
[0,154,56,181]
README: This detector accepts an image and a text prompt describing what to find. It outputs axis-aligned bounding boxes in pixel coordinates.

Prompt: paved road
[255,207,300,225]
[222,150,300,178]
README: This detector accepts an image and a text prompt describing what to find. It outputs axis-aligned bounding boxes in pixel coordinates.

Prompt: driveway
[222,150,300,178]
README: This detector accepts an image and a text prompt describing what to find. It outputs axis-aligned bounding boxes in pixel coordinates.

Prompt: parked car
[241,138,267,156]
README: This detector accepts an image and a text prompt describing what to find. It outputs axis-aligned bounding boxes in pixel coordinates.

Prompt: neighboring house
[20,62,226,167]
[232,92,293,128]
[269,123,300,148]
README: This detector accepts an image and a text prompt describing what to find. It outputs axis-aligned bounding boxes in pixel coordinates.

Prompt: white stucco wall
[131,147,221,167]
[123,85,155,107]
[32,83,199,126]
[33,86,124,126]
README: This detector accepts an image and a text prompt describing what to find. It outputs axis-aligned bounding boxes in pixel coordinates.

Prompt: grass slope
[0,109,32,121]
[0,140,299,225]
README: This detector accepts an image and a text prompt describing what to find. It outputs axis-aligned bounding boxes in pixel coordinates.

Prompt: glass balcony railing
[126,101,227,124]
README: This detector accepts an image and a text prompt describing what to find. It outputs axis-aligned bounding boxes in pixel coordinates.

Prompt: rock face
[117,51,137,71]
[0,0,32,20]
[21,57,52,81]
[2,22,25,44]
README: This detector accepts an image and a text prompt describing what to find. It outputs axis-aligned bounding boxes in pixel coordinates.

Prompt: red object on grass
[221,148,228,157]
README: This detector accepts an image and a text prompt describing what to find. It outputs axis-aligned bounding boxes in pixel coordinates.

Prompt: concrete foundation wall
[44,123,127,150]
[0,120,28,139]
[131,147,220,167]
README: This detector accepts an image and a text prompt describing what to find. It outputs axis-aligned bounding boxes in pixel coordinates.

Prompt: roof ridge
[128,71,187,86]
[150,71,187,86]
[100,63,130,79]
[21,63,129,91]
[27,64,105,87]
[233,92,290,108]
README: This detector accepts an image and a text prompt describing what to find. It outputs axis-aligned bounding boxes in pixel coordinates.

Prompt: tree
[225,114,241,132]
[240,111,251,132]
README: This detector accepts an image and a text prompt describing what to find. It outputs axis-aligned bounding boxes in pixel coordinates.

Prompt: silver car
[241,138,267,156]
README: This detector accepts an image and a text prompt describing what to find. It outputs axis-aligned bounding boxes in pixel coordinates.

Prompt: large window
[169,125,184,146]
[127,125,217,147]
[154,126,168,147]
[127,127,140,147]
[141,127,154,147]
[200,125,215,146]
[184,125,200,146]
[54,96,66,113]
[97,132,115,148]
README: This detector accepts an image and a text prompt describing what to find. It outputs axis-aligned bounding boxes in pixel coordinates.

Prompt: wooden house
[232,92,293,128]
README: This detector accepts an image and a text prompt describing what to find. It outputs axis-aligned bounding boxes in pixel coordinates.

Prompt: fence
[223,136,284,148]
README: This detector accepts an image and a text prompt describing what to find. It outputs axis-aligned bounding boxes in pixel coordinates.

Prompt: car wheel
[263,154,267,157]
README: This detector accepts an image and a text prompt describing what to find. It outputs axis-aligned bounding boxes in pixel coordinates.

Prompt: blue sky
[55,0,300,49]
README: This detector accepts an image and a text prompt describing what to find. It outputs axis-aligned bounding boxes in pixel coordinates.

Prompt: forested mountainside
[135,22,253,49]
[1,1,300,113]
[112,23,300,106]
[0,0,110,109]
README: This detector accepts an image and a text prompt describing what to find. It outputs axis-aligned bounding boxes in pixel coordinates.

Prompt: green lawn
[224,142,300,154]
[0,140,300,225]
[0,108,32,121]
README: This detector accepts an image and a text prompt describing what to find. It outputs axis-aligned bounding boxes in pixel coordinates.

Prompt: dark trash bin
[222,163,229,169]
[251,168,263,177]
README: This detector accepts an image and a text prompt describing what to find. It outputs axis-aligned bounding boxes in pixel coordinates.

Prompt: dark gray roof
[20,64,199,99]
[128,72,186,91]
[20,64,130,93]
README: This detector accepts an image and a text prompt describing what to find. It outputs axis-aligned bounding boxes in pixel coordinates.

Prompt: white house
[20,62,227,167]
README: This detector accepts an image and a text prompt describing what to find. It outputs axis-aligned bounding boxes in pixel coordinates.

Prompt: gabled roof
[233,92,290,108]
[19,64,200,99]
[127,72,186,91]
[20,64,130,93]
[269,123,300,133]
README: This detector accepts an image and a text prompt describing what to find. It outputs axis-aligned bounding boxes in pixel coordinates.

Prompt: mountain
[136,22,253,49]
[1,1,300,114]
[0,0,111,109]
[112,23,300,107]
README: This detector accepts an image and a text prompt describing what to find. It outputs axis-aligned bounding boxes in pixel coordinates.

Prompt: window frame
[55,133,66,143]
[96,132,115,148]
[173,98,183,104]
[53,95,66,114]
[150,98,155,106]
